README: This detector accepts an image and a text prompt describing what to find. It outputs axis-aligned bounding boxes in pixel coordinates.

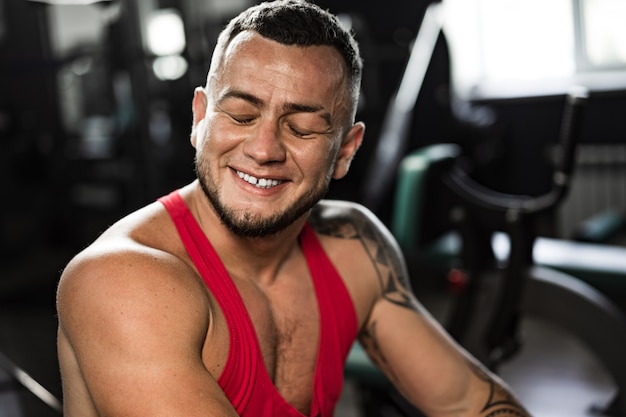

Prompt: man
[56,1,531,416]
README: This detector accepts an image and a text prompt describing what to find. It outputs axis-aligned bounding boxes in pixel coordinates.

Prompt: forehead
[213,31,348,106]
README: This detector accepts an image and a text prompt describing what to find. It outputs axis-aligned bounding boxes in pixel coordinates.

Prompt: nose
[243,119,287,164]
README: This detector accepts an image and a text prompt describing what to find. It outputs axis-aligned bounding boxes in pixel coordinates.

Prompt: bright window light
[444,0,626,99]
[146,9,186,56]
[479,0,574,80]
[582,0,626,66]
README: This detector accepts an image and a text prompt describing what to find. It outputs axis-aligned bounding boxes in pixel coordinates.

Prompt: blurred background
[0,0,625,416]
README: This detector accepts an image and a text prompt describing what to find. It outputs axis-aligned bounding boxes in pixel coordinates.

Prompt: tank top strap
[157,190,259,412]
[299,223,359,416]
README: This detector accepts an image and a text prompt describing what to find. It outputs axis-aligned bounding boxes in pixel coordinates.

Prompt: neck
[182,182,309,285]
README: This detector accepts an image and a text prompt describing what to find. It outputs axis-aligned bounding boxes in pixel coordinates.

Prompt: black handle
[555,86,589,185]
[444,86,589,215]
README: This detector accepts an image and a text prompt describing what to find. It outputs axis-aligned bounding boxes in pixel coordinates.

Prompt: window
[443,0,626,99]
[580,0,626,68]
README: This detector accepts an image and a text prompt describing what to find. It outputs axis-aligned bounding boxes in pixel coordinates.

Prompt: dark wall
[0,0,69,284]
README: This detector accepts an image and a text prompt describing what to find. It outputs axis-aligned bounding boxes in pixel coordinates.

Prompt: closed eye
[288,123,325,139]
[284,110,331,139]
[288,124,310,138]
[230,114,255,125]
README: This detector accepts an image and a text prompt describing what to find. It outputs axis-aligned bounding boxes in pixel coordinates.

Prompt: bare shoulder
[56,199,241,416]
[308,200,415,320]
[309,200,401,252]
[56,201,211,348]
[309,199,382,234]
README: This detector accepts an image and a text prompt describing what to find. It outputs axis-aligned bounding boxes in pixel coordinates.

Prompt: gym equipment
[0,351,62,413]
[390,89,626,416]
[345,3,626,416]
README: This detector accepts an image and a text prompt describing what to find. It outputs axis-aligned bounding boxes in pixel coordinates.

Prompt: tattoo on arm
[311,212,414,310]
[313,209,415,390]
[467,360,532,417]
[313,206,530,416]
[358,320,401,385]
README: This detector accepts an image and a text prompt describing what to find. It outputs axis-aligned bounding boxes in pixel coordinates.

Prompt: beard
[195,157,331,239]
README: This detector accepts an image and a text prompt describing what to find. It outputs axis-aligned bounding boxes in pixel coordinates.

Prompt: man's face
[192,31,363,238]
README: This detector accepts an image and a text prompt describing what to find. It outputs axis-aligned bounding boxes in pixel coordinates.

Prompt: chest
[202,269,321,411]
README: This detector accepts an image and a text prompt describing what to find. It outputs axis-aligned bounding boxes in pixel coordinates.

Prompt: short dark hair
[209,0,362,118]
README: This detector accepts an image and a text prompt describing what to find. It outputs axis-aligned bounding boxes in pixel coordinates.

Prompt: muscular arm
[311,201,530,417]
[56,240,239,417]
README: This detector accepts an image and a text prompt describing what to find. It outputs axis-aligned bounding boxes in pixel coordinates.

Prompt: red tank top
[158,190,358,416]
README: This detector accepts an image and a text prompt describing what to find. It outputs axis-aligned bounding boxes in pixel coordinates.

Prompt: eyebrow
[218,89,332,126]
[218,90,263,107]
[283,103,331,126]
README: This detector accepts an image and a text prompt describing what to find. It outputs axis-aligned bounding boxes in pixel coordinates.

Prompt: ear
[332,122,365,179]
[190,86,208,148]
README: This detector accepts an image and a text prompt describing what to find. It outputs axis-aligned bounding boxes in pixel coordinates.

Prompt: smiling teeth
[237,170,282,188]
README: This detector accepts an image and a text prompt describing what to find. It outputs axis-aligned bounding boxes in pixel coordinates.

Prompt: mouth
[235,169,284,189]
